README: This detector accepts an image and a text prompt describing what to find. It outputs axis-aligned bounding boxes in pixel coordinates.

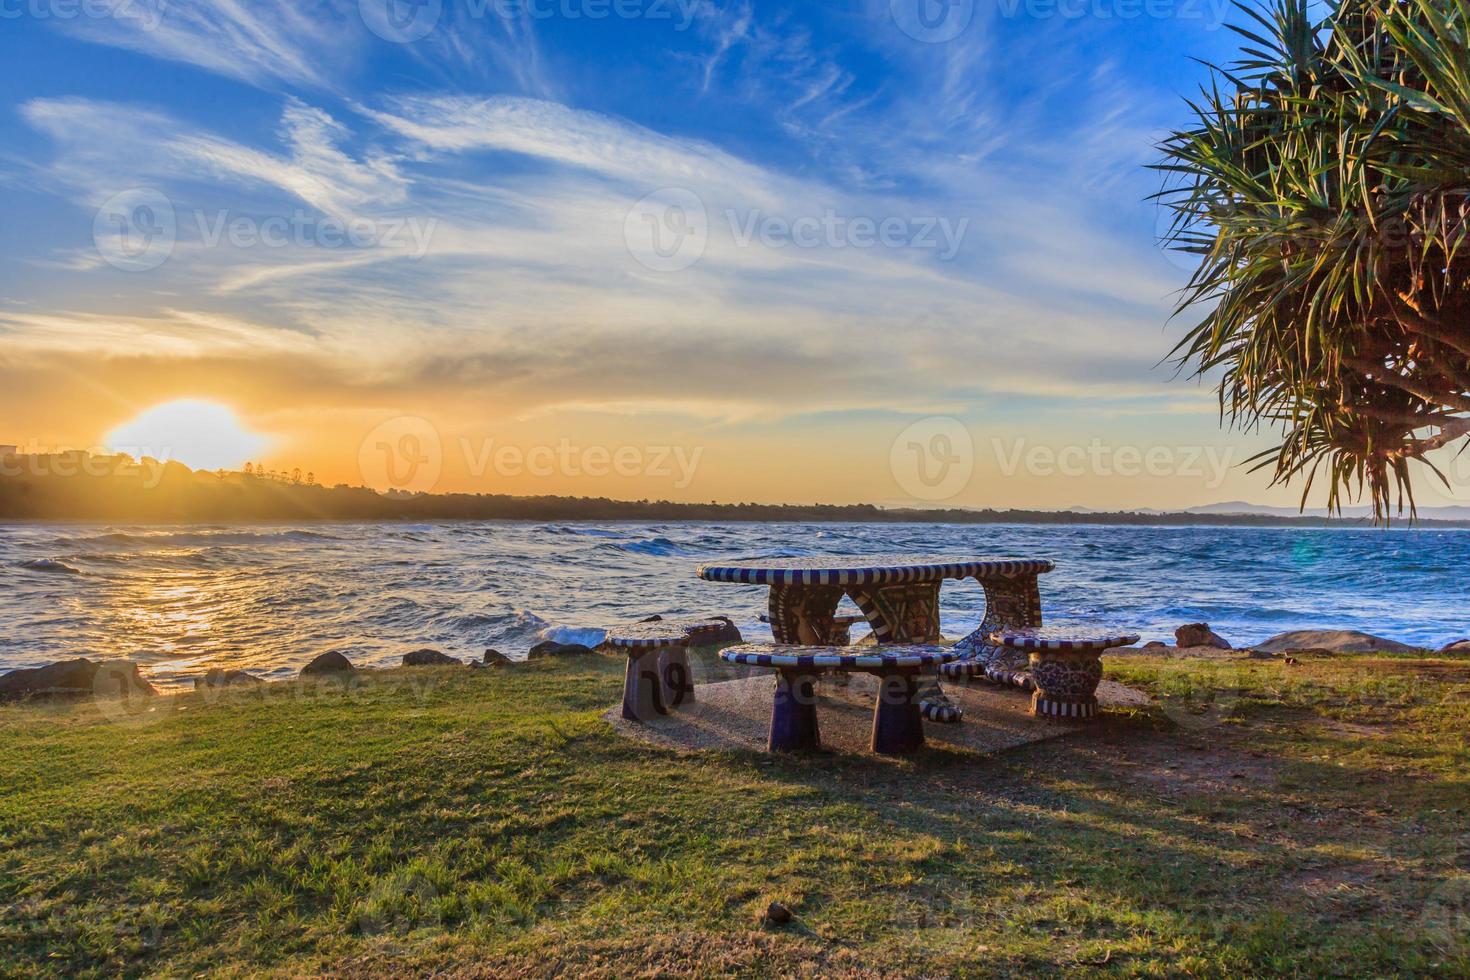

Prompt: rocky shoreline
[1,621,1464,704]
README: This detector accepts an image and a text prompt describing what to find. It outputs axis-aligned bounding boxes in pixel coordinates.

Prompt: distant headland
[1,450,1464,527]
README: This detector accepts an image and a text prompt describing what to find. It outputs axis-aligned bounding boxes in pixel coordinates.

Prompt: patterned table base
[761,571,1051,727]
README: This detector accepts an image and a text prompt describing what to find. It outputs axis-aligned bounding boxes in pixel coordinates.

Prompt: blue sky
[6,0,1419,510]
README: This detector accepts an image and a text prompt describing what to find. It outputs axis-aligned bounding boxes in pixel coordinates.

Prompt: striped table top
[720,643,959,670]
[603,618,729,649]
[696,555,1054,587]
[988,627,1140,652]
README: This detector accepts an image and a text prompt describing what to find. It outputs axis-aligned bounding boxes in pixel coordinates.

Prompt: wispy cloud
[56,0,357,88]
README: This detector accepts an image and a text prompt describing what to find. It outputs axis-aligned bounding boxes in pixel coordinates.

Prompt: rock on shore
[527,641,595,659]
[195,668,263,689]
[1253,630,1417,654]
[1175,623,1232,650]
[0,659,156,702]
[300,651,356,676]
[402,649,463,667]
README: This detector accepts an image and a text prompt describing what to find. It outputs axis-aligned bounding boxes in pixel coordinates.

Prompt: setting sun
[105,400,269,472]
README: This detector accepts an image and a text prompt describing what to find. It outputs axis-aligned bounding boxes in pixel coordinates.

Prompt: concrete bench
[605,618,732,722]
[986,627,1139,720]
[720,644,959,755]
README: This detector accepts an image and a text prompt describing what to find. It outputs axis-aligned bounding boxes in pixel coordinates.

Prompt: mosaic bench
[985,627,1140,721]
[605,618,731,722]
[720,643,959,755]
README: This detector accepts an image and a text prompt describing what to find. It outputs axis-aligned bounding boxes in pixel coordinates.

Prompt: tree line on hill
[1,451,1464,526]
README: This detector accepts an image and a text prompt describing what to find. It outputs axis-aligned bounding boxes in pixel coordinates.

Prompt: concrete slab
[605,670,1149,757]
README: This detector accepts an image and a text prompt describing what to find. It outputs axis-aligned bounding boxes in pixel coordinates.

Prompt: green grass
[2,651,1468,977]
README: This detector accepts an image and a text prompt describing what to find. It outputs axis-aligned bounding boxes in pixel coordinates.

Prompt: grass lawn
[1,651,1468,977]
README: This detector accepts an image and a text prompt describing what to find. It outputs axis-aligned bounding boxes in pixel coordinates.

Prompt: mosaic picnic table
[721,644,960,754]
[697,554,1054,649]
[697,555,1055,722]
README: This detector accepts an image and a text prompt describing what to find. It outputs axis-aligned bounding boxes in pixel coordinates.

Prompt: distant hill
[2,452,1467,526]
[1183,500,1470,521]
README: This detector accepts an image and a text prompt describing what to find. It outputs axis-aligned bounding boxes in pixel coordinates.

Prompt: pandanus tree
[1157,0,1470,520]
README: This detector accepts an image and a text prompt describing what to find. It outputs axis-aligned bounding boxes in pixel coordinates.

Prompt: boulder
[1253,630,1417,655]
[527,641,594,659]
[402,648,463,667]
[300,651,356,676]
[91,661,157,699]
[0,658,156,702]
[194,668,263,689]
[1175,623,1232,650]
[482,648,512,666]
[1436,639,1470,655]
[1143,640,1168,649]
[702,616,743,645]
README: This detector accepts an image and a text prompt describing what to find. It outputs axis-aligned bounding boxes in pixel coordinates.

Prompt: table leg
[659,644,694,709]
[846,581,942,642]
[845,580,954,722]
[955,573,1044,670]
[769,668,821,752]
[621,648,667,722]
[871,670,925,755]
[767,583,845,645]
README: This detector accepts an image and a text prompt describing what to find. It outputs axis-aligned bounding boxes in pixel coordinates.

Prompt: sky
[2,0,1465,510]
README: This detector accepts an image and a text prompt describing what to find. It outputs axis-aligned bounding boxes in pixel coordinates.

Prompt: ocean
[2,521,1465,692]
